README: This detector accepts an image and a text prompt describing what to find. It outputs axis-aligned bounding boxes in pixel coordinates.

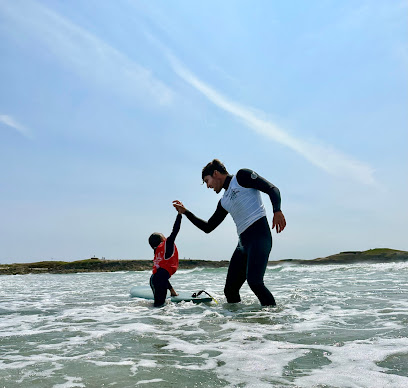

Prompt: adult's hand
[272,211,286,233]
[173,200,187,214]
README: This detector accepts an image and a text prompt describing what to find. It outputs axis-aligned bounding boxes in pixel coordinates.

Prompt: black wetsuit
[150,214,181,307]
[184,169,281,306]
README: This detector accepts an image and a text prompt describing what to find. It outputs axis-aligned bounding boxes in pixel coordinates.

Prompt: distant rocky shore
[273,248,408,266]
[0,258,230,276]
[1,248,407,276]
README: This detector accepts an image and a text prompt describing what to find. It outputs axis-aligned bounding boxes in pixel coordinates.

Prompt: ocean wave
[1,267,407,387]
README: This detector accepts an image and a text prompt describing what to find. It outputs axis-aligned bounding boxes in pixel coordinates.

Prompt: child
[148,207,182,307]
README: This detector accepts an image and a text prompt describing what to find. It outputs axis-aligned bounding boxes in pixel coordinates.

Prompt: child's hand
[173,200,186,214]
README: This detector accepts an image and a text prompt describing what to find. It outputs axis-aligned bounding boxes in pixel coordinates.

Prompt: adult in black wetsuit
[173,159,286,306]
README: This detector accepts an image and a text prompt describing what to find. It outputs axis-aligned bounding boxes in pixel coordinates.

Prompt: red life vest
[152,240,179,276]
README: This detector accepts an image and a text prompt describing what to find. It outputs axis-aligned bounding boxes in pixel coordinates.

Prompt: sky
[0,0,407,264]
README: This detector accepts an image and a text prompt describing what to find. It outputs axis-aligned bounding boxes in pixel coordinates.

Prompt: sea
[0,262,407,388]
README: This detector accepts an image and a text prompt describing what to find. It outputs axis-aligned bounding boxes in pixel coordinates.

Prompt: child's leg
[150,268,171,307]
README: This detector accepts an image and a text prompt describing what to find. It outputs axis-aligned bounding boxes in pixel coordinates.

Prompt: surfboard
[129,286,213,303]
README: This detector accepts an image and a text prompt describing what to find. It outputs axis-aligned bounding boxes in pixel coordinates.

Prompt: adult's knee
[246,273,264,289]
[247,278,276,306]
[247,276,270,296]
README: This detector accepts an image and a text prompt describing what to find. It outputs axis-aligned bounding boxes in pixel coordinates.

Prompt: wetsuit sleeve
[236,168,282,213]
[184,201,228,234]
[165,213,182,259]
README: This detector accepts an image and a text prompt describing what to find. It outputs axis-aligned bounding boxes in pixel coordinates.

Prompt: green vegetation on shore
[1,248,407,276]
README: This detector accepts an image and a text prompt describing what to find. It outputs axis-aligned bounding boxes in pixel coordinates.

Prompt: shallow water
[0,262,407,387]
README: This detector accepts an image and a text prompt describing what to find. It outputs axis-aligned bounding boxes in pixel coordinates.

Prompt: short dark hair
[148,233,164,250]
[202,159,228,181]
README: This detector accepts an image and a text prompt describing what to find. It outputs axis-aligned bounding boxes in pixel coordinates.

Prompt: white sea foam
[294,337,408,387]
[176,267,205,274]
[279,261,408,273]
[136,379,164,385]
[52,376,85,388]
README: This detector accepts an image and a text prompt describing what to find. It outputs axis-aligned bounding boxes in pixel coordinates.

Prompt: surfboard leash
[192,290,218,304]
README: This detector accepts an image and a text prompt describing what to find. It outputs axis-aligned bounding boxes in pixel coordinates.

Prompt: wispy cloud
[167,54,376,185]
[0,1,173,106]
[0,115,32,138]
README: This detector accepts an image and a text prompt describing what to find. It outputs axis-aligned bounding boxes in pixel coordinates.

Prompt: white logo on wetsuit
[251,171,258,179]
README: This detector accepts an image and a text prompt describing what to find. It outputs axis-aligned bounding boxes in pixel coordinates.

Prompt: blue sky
[1,0,407,264]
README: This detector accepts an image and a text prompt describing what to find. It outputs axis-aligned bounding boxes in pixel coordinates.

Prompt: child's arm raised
[164,213,182,260]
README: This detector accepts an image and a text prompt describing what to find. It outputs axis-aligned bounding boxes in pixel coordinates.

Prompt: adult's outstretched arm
[173,200,228,234]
